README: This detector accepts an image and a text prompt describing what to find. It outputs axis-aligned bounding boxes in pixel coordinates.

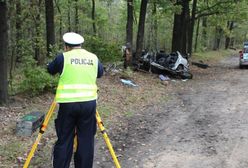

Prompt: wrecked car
[135,51,193,79]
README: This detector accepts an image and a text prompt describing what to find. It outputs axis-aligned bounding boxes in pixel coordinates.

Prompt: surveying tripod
[23,101,121,168]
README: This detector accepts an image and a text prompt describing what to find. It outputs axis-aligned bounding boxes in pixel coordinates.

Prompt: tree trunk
[187,0,197,56]
[217,28,223,50]
[194,18,200,52]
[135,0,148,59]
[201,0,207,49]
[125,0,133,68]
[172,12,183,53]
[68,0,71,32]
[172,0,190,55]
[126,0,133,46]
[213,26,223,50]
[15,0,22,63]
[54,0,63,47]
[75,0,79,33]
[0,1,8,104]
[202,17,207,48]
[230,37,234,48]
[243,32,247,43]
[152,0,158,51]
[225,21,231,49]
[182,0,190,55]
[45,0,55,57]
[30,0,42,64]
[92,0,97,36]
[225,21,234,49]
[35,1,41,64]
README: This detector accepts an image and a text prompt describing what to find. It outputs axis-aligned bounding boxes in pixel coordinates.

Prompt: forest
[0,0,248,104]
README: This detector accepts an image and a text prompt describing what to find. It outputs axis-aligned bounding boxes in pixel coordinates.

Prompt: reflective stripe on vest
[57,84,97,90]
[56,91,97,99]
[55,49,98,103]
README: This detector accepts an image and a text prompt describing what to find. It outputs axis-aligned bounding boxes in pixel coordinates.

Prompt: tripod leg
[23,101,57,168]
[73,129,77,152]
[96,111,121,168]
[72,110,121,168]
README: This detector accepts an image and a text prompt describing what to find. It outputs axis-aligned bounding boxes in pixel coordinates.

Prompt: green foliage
[18,39,35,64]
[48,44,63,59]
[84,35,122,63]
[19,66,58,96]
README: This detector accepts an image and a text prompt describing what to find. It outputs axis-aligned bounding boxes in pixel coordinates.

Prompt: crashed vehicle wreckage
[133,51,193,79]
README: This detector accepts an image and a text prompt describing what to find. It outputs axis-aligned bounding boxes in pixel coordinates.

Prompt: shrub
[19,66,58,96]
[84,35,122,63]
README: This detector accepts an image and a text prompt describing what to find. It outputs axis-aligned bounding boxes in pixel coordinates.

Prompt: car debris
[191,61,209,69]
[120,79,138,87]
[159,74,170,81]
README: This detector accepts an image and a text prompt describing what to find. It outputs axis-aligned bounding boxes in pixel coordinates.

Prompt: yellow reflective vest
[55,49,98,103]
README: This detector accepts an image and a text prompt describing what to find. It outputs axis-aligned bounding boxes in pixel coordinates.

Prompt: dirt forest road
[97,55,248,168]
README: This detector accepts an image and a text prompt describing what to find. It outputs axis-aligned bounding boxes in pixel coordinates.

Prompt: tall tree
[54,0,63,46]
[172,9,182,53]
[92,0,97,35]
[225,21,234,49]
[171,0,190,55]
[135,0,148,59]
[45,0,55,57]
[202,17,207,48]
[15,0,22,63]
[152,0,158,51]
[0,0,8,104]
[68,0,72,31]
[147,0,158,51]
[194,18,200,51]
[213,26,223,50]
[30,0,42,64]
[187,0,197,55]
[75,0,79,33]
[125,0,133,67]
[126,0,133,45]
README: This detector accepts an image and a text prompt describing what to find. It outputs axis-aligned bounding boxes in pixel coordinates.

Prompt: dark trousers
[53,101,97,168]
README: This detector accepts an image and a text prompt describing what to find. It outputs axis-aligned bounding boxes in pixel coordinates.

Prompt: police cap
[63,32,84,45]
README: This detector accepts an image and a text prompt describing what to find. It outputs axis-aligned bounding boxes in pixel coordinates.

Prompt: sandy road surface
[102,55,248,168]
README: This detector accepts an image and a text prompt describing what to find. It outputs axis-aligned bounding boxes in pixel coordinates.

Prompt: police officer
[47,32,104,168]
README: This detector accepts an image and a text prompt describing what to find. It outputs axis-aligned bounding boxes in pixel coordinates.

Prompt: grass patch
[192,49,237,63]
[0,141,24,164]
[98,105,113,119]
[97,105,116,128]
[124,111,134,117]
[158,93,170,103]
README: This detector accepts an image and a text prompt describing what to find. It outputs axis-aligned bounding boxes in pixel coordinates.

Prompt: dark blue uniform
[48,53,104,168]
